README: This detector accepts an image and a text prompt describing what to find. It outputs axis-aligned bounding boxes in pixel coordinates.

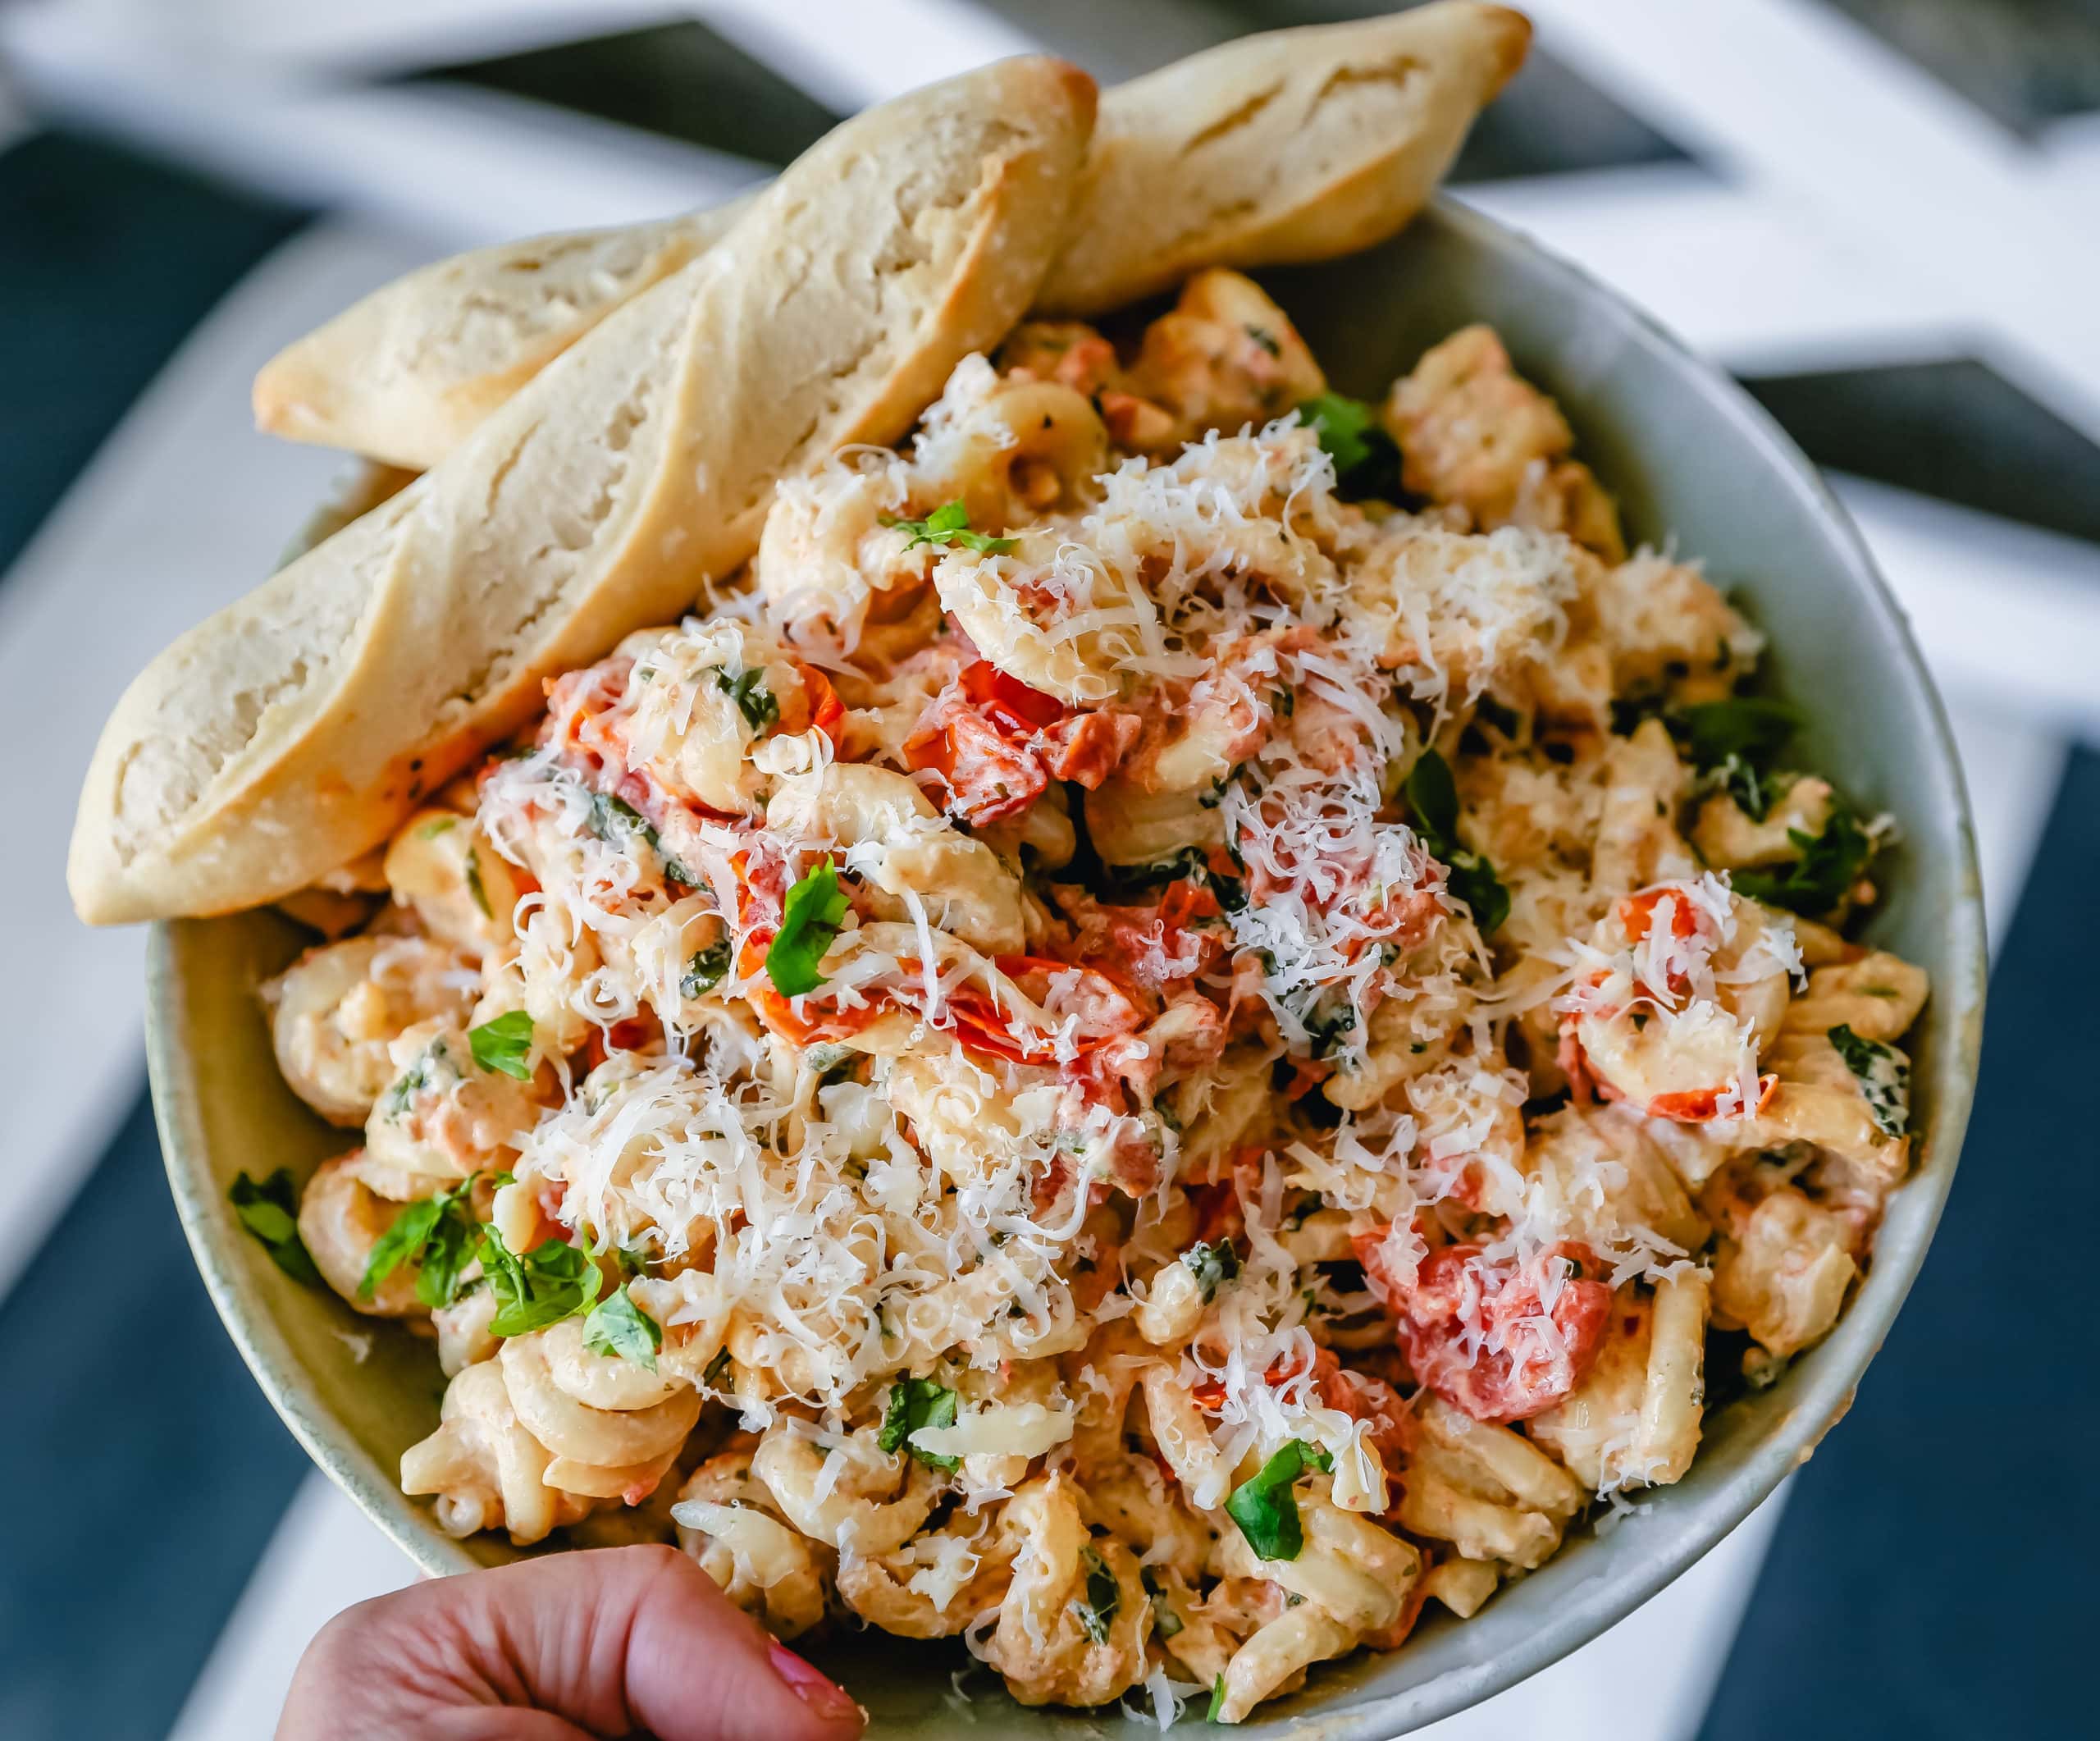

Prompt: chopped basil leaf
[1731,807,1873,916]
[476,1226,605,1337]
[1681,697,1798,769]
[714,666,781,733]
[806,1041,860,1087]
[464,846,492,917]
[1445,853,1510,937]
[360,1197,440,1301]
[415,1198,479,1309]
[586,788,696,884]
[877,1377,960,1471]
[468,1010,536,1080]
[1677,697,1800,820]
[680,939,733,998]
[1298,393,1401,499]
[1828,1023,1910,1137]
[1225,1440,1329,1561]
[229,1169,322,1286]
[1302,995,1358,1059]
[1404,747,1460,848]
[585,788,638,843]
[887,499,1016,555]
[416,816,458,839]
[1244,323,1281,358]
[1185,1239,1241,1304]
[362,1174,482,1308]
[765,857,849,998]
[702,1346,733,1390]
[583,1282,663,1370]
[1208,1675,1228,1723]
[1075,1546,1119,1643]
[382,1045,436,1115]
[1405,748,1509,934]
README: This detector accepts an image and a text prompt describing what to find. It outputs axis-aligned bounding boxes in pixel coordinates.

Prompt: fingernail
[768,1640,859,1720]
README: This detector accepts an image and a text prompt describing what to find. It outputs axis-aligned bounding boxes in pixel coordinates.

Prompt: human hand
[276,1544,865,1740]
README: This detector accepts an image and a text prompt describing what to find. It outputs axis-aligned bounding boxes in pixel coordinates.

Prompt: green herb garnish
[887,500,1016,555]
[468,1010,536,1080]
[680,939,733,999]
[765,857,849,998]
[1404,747,1509,934]
[229,1169,322,1286]
[1828,1023,1910,1137]
[585,788,696,884]
[1681,697,1799,770]
[583,1282,663,1370]
[476,1225,605,1337]
[714,667,780,733]
[1731,807,1873,916]
[1185,1240,1241,1304]
[1301,994,1359,1059]
[464,846,492,918]
[1225,1440,1332,1561]
[362,1173,482,1308]
[1075,1546,1119,1643]
[877,1377,961,1471]
[1298,392,1400,499]
[381,1044,438,1116]
[1208,1675,1229,1723]
[1678,697,1801,820]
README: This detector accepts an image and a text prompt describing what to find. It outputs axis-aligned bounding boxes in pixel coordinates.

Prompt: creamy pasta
[253,270,1927,1724]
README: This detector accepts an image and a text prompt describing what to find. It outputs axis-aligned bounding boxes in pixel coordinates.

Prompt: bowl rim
[148,190,1987,1735]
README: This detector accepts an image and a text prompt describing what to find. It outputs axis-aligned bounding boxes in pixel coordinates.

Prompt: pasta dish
[253,273,1926,1722]
[64,12,1931,1725]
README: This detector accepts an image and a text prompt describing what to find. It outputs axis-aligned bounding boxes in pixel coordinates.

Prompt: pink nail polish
[768,1640,859,1720]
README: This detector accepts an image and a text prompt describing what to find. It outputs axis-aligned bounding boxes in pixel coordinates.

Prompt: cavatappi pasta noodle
[257,270,1927,1724]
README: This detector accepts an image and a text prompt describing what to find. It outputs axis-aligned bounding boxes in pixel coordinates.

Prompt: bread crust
[1038,2,1529,314]
[253,200,752,472]
[71,57,1096,924]
[252,5,1528,470]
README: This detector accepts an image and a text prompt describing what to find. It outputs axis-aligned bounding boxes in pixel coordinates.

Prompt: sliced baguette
[71,57,1095,925]
[1038,2,1529,313]
[253,4,1528,470]
[255,199,753,473]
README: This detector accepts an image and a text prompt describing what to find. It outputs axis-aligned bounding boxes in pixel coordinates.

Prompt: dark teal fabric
[0,1087,309,1741]
[0,132,308,1740]
[0,130,303,577]
[1702,749,2099,1741]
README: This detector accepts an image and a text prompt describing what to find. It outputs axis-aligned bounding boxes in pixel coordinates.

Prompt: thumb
[615,1547,865,1741]
[279,1544,862,1741]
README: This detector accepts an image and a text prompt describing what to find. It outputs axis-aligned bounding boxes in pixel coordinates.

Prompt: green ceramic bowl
[148,197,1987,1737]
